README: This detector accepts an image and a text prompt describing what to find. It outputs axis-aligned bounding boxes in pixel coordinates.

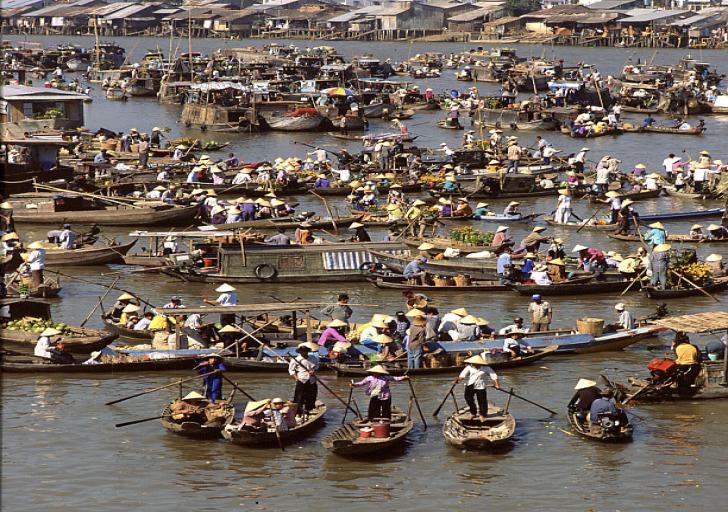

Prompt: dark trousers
[294,380,318,413]
[204,376,223,402]
[464,385,488,417]
[368,396,392,421]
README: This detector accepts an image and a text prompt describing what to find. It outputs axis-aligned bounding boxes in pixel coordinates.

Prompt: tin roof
[655,311,728,333]
[449,6,503,22]
[619,9,693,23]
[1,84,89,101]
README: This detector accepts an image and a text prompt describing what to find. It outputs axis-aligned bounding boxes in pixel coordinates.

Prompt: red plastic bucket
[371,419,391,438]
[203,258,215,268]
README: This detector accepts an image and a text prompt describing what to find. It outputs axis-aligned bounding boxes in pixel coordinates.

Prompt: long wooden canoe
[13,204,198,226]
[331,345,558,376]
[642,280,728,299]
[587,188,662,203]
[0,325,118,355]
[508,278,635,296]
[370,275,508,292]
[321,409,414,456]
[222,401,326,447]
[0,354,199,373]
[160,400,235,439]
[608,233,728,244]
[214,214,363,231]
[41,240,137,266]
[443,405,516,450]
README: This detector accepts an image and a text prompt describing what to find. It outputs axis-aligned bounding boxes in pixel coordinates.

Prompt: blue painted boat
[639,208,724,222]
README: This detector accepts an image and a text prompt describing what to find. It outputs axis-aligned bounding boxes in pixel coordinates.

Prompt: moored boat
[508,277,634,296]
[442,405,516,450]
[37,241,137,266]
[0,352,199,373]
[608,233,728,244]
[215,214,363,231]
[369,274,507,292]
[642,280,728,299]
[566,391,633,442]
[161,399,235,439]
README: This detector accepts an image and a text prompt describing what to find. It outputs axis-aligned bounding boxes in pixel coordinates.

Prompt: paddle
[492,386,557,415]
[80,276,120,327]
[115,415,169,428]
[621,268,647,296]
[672,270,721,302]
[105,372,217,405]
[269,402,285,452]
[576,203,605,233]
[405,376,427,430]
[342,386,355,424]
[621,382,652,405]
[220,374,256,401]
[433,380,458,417]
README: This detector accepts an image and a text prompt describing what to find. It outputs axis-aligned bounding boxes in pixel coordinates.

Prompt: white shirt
[693,167,707,182]
[595,167,610,184]
[216,292,238,306]
[34,336,53,358]
[498,324,528,335]
[618,310,635,330]
[232,172,251,184]
[663,156,681,174]
[530,271,552,285]
[575,151,588,163]
[134,317,152,330]
[288,355,317,383]
[26,249,46,270]
[184,313,203,329]
[458,365,497,389]
[359,325,379,343]
[58,229,77,250]
[438,312,461,333]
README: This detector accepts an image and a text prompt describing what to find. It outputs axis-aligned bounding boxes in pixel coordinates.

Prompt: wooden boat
[216,214,363,231]
[101,311,155,341]
[222,401,326,447]
[641,125,705,135]
[402,236,508,256]
[543,216,616,231]
[602,362,728,402]
[105,87,127,101]
[642,280,728,299]
[326,132,417,143]
[608,233,728,244]
[1,323,118,355]
[470,213,541,223]
[12,203,198,226]
[563,126,621,138]
[369,274,508,292]
[0,353,199,373]
[321,408,414,456]
[40,240,137,266]
[566,392,632,442]
[437,119,464,130]
[636,208,724,222]
[160,399,235,439]
[310,183,422,196]
[442,405,516,450]
[587,188,662,203]
[264,112,325,132]
[508,277,635,296]
[331,345,558,376]
[4,279,62,299]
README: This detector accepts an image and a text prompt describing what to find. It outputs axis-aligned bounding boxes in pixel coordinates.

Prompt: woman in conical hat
[454,354,501,422]
[350,364,409,421]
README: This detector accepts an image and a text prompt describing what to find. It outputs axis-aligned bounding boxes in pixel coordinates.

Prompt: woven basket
[433,276,453,287]
[453,274,471,287]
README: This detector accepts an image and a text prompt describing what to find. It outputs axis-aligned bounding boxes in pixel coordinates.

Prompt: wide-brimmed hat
[297,341,320,352]
[580,147,590,151]
[706,253,723,262]
[708,224,722,231]
[653,243,671,253]
[28,241,45,249]
[635,163,646,169]
[183,391,206,401]
[508,201,520,207]
[476,202,489,209]
[691,224,703,230]
[219,324,242,334]
[405,308,426,318]
[372,334,393,345]
[367,364,389,375]
[244,399,271,413]
[605,191,620,198]
[417,242,435,251]
[40,327,62,337]
[621,199,634,207]
[614,303,625,311]
[532,226,546,233]
[0,201,13,209]
[549,258,565,266]
[349,222,364,229]
[412,199,427,207]
[572,244,588,252]
[122,304,140,313]
[574,378,597,390]
[459,314,478,325]
[496,225,508,233]
[464,354,487,365]
[328,319,347,328]
[475,317,489,326]
[451,307,469,317]
[117,292,136,301]
[649,222,665,229]
[1,232,18,241]
[557,189,570,196]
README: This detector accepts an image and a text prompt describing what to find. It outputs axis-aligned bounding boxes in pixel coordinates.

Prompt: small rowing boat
[470,213,541,223]
[642,280,728,299]
[437,119,464,130]
[321,408,414,457]
[369,274,508,292]
[222,401,326,448]
[508,277,635,296]
[608,233,728,244]
[566,391,632,442]
[587,188,662,203]
[216,214,363,231]
[0,352,199,373]
[161,398,235,439]
[442,405,516,450]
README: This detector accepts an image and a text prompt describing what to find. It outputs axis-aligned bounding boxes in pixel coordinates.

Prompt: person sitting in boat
[642,114,656,128]
[438,308,468,341]
[545,258,567,283]
[170,392,209,424]
[571,378,601,416]
[573,245,608,273]
[671,332,702,390]
[351,365,408,421]
[270,397,297,431]
[317,319,348,353]
[644,222,667,248]
[314,173,330,188]
[455,355,500,422]
[134,311,154,331]
[503,331,533,359]
[689,224,704,240]
[590,389,630,432]
[644,173,661,191]
[349,222,371,242]
[539,176,555,190]
[529,264,552,286]
[359,317,389,351]
[707,223,728,240]
[614,199,637,235]
[451,315,478,342]
[453,198,473,218]
[472,202,490,217]
[403,256,428,285]
[330,340,353,362]
[34,327,62,359]
[385,203,404,222]
[441,174,459,193]
[519,252,536,278]
[197,354,226,403]
[210,205,227,225]
[547,238,566,261]
[503,201,520,216]
[360,188,378,209]
[94,148,110,164]
[705,254,725,277]
[499,317,528,336]
[49,341,76,365]
[611,303,635,331]
[240,399,268,432]
[373,333,400,361]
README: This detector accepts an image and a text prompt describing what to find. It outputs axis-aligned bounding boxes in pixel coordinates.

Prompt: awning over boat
[322,248,409,271]
[654,311,728,333]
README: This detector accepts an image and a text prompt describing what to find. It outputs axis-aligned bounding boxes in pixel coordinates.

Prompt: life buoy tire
[254,263,277,280]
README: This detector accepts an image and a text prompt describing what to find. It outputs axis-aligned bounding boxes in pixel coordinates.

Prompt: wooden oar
[33,182,144,209]
[433,380,458,417]
[269,402,285,452]
[342,386,355,424]
[621,382,653,405]
[621,268,647,296]
[310,190,339,233]
[105,372,216,405]
[45,270,156,309]
[220,374,256,401]
[406,377,427,429]
[80,276,120,327]
[576,203,605,233]
[492,386,557,415]
[672,270,721,302]
[289,356,358,416]
[116,415,169,428]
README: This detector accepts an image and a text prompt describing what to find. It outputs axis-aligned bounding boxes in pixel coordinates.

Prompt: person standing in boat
[289,343,320,416]
[455,355,500,422]
[553,189,572,224]
[350,365,408,421]
[25,241,46,288]
[528,294,552,332]
[196,354,226,403]
[204,283,237,327]
[648,243,671,290]
[519,226,549,253]
[320,293,352,325]
[58,224,77,250]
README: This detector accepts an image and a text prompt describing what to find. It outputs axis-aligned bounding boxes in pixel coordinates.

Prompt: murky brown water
[3,36,728,511]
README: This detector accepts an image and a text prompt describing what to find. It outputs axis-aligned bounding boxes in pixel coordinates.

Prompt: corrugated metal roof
[2,84,89,101]
[670,13,720,26]
[619,9,692,23]
[586,0,638,9]
[2,0,45,9]
[371,5,409,16]
[87,3,131,16]
[104,4,158,20]
[449,6,501,22]
[21,0,98,17]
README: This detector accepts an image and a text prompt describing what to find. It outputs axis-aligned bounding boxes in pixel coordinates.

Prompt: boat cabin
[1,84,88,138]
[1,139,75,193]
[0,298,52,322]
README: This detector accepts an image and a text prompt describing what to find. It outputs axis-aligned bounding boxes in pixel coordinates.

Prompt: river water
[3,36,728,511]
